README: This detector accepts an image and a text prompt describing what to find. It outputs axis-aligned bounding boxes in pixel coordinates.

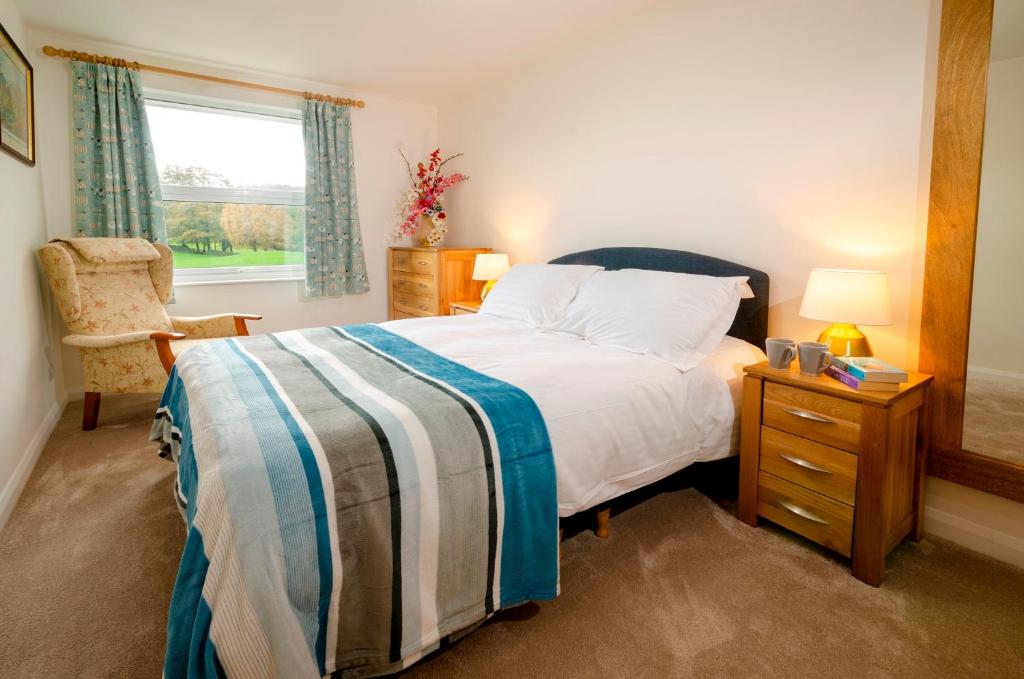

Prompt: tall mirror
[962,0,1024,465]
[921,0,1024,503]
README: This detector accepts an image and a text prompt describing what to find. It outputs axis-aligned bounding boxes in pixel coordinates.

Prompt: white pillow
[553,268,750,371]
[478,263,603,327]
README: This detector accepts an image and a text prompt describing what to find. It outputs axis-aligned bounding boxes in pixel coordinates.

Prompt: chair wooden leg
[83,392,101,431]
[595,506,611,539]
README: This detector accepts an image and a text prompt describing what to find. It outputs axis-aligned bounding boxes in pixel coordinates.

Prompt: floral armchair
[39,238,261,430]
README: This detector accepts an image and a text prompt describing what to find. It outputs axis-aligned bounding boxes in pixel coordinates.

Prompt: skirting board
[924,505,1024,569]
[0,400,63,531]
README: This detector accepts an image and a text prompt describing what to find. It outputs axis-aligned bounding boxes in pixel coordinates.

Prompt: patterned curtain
[71,60,165,242]
[303,98,369,297]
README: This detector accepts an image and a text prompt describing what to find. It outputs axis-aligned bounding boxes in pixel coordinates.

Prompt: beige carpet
[963,374,1024,466]
[1,395,1022,679]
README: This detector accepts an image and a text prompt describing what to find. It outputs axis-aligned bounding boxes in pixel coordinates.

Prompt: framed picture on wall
[0,21,35,166]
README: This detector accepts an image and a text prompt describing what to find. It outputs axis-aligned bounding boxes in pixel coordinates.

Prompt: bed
[152,247,768,679]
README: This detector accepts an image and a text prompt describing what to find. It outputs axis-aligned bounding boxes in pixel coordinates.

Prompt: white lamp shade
[799,268,892,326]
[472,253,510,281]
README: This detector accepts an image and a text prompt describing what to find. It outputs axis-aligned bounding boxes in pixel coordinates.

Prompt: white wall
[439,0,938,369]
[0,0,62,529]
[27,29,438,397]
[969,55,1024,376]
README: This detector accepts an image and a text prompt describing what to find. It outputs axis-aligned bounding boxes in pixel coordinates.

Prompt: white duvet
[382,314,766,517]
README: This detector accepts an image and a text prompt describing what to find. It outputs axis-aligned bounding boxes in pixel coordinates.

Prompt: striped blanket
[151,325,558,678]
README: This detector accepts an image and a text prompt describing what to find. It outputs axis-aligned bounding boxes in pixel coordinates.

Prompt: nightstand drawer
[392,250,437,276]
[763,382,862,452]
[391,271,436,297]
[757,471,853,557]
[759,426,857,505]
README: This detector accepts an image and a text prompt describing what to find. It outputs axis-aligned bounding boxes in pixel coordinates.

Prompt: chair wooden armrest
[232,314,263,336]
[151,331,188,373]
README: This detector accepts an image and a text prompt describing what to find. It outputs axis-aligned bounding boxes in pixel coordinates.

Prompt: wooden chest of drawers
[387,247,490,320]
[738,361,932,586]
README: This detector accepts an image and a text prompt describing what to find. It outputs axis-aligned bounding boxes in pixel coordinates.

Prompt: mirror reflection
[963,0,1024,464]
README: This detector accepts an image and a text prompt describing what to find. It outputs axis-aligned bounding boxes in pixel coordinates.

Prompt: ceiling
[992,0,1024,62]
[18,0,657,103]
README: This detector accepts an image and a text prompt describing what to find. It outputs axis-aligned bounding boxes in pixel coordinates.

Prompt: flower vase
[413,215,434,247]
[413,214,447,247]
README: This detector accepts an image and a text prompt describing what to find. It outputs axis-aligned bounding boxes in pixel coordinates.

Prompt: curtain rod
[41,45,366,109]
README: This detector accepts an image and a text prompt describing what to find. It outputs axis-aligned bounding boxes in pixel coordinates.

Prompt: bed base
[595,506,611,538]
[559,505,612,550]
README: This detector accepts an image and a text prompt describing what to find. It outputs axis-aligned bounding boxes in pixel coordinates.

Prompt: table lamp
[472,253,510,300]
[798,268,891,357]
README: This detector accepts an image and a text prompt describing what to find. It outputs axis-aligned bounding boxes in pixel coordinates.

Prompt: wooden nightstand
[738,360,933,586]
[449,300,481,315]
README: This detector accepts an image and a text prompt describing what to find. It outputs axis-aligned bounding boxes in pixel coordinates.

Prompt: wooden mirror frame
[920,0,1024,503]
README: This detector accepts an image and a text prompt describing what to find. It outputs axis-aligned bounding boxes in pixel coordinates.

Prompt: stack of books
[825,356,908,392]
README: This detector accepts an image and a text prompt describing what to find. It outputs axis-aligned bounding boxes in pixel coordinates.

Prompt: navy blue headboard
[549,247,769,349]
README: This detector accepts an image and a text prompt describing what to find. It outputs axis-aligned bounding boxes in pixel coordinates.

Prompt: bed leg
[595,506,611,539]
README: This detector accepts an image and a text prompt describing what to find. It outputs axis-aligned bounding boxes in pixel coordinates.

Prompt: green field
[172,249,304,269]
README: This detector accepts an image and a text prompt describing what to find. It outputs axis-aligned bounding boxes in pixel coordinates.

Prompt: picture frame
[0,21,35,166]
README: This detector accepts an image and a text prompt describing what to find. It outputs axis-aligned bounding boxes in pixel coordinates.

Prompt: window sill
[173,264,304,287]
[174,276,304,287]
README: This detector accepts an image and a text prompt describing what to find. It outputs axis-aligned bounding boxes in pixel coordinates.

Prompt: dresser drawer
[392,250,437,276]
[391,270,436,297]
[392,310,419,320]
[759,426,857,505]
[762,382,862,452]
[757,471,853,556]
[393,292,436,317]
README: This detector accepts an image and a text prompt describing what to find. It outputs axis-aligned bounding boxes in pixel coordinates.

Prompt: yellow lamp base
[817,322,873,357]
[480,279,497,301]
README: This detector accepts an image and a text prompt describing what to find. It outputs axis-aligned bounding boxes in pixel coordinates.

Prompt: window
[146,95,305,283]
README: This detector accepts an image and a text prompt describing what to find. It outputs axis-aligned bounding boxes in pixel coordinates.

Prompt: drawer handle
[777,500,830,525]
[782,407,835,424]
[418,305,428,311]
[417,283,428,288]
[779,453,832,474]
[417,260,429,265]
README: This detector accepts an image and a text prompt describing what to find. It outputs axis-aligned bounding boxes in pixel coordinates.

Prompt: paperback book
[825,364,900,392]
[830,356,908,383]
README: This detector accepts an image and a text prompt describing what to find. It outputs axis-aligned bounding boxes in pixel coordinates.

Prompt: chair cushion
[59,237,161,264]
[73,268,174,335]
[169,338,214,359]
[39,240,174,336]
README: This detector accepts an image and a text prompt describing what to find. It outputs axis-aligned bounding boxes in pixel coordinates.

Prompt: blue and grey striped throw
[151,324,558,678]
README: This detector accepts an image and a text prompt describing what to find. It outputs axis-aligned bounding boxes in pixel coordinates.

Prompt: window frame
[146,91,306,285]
